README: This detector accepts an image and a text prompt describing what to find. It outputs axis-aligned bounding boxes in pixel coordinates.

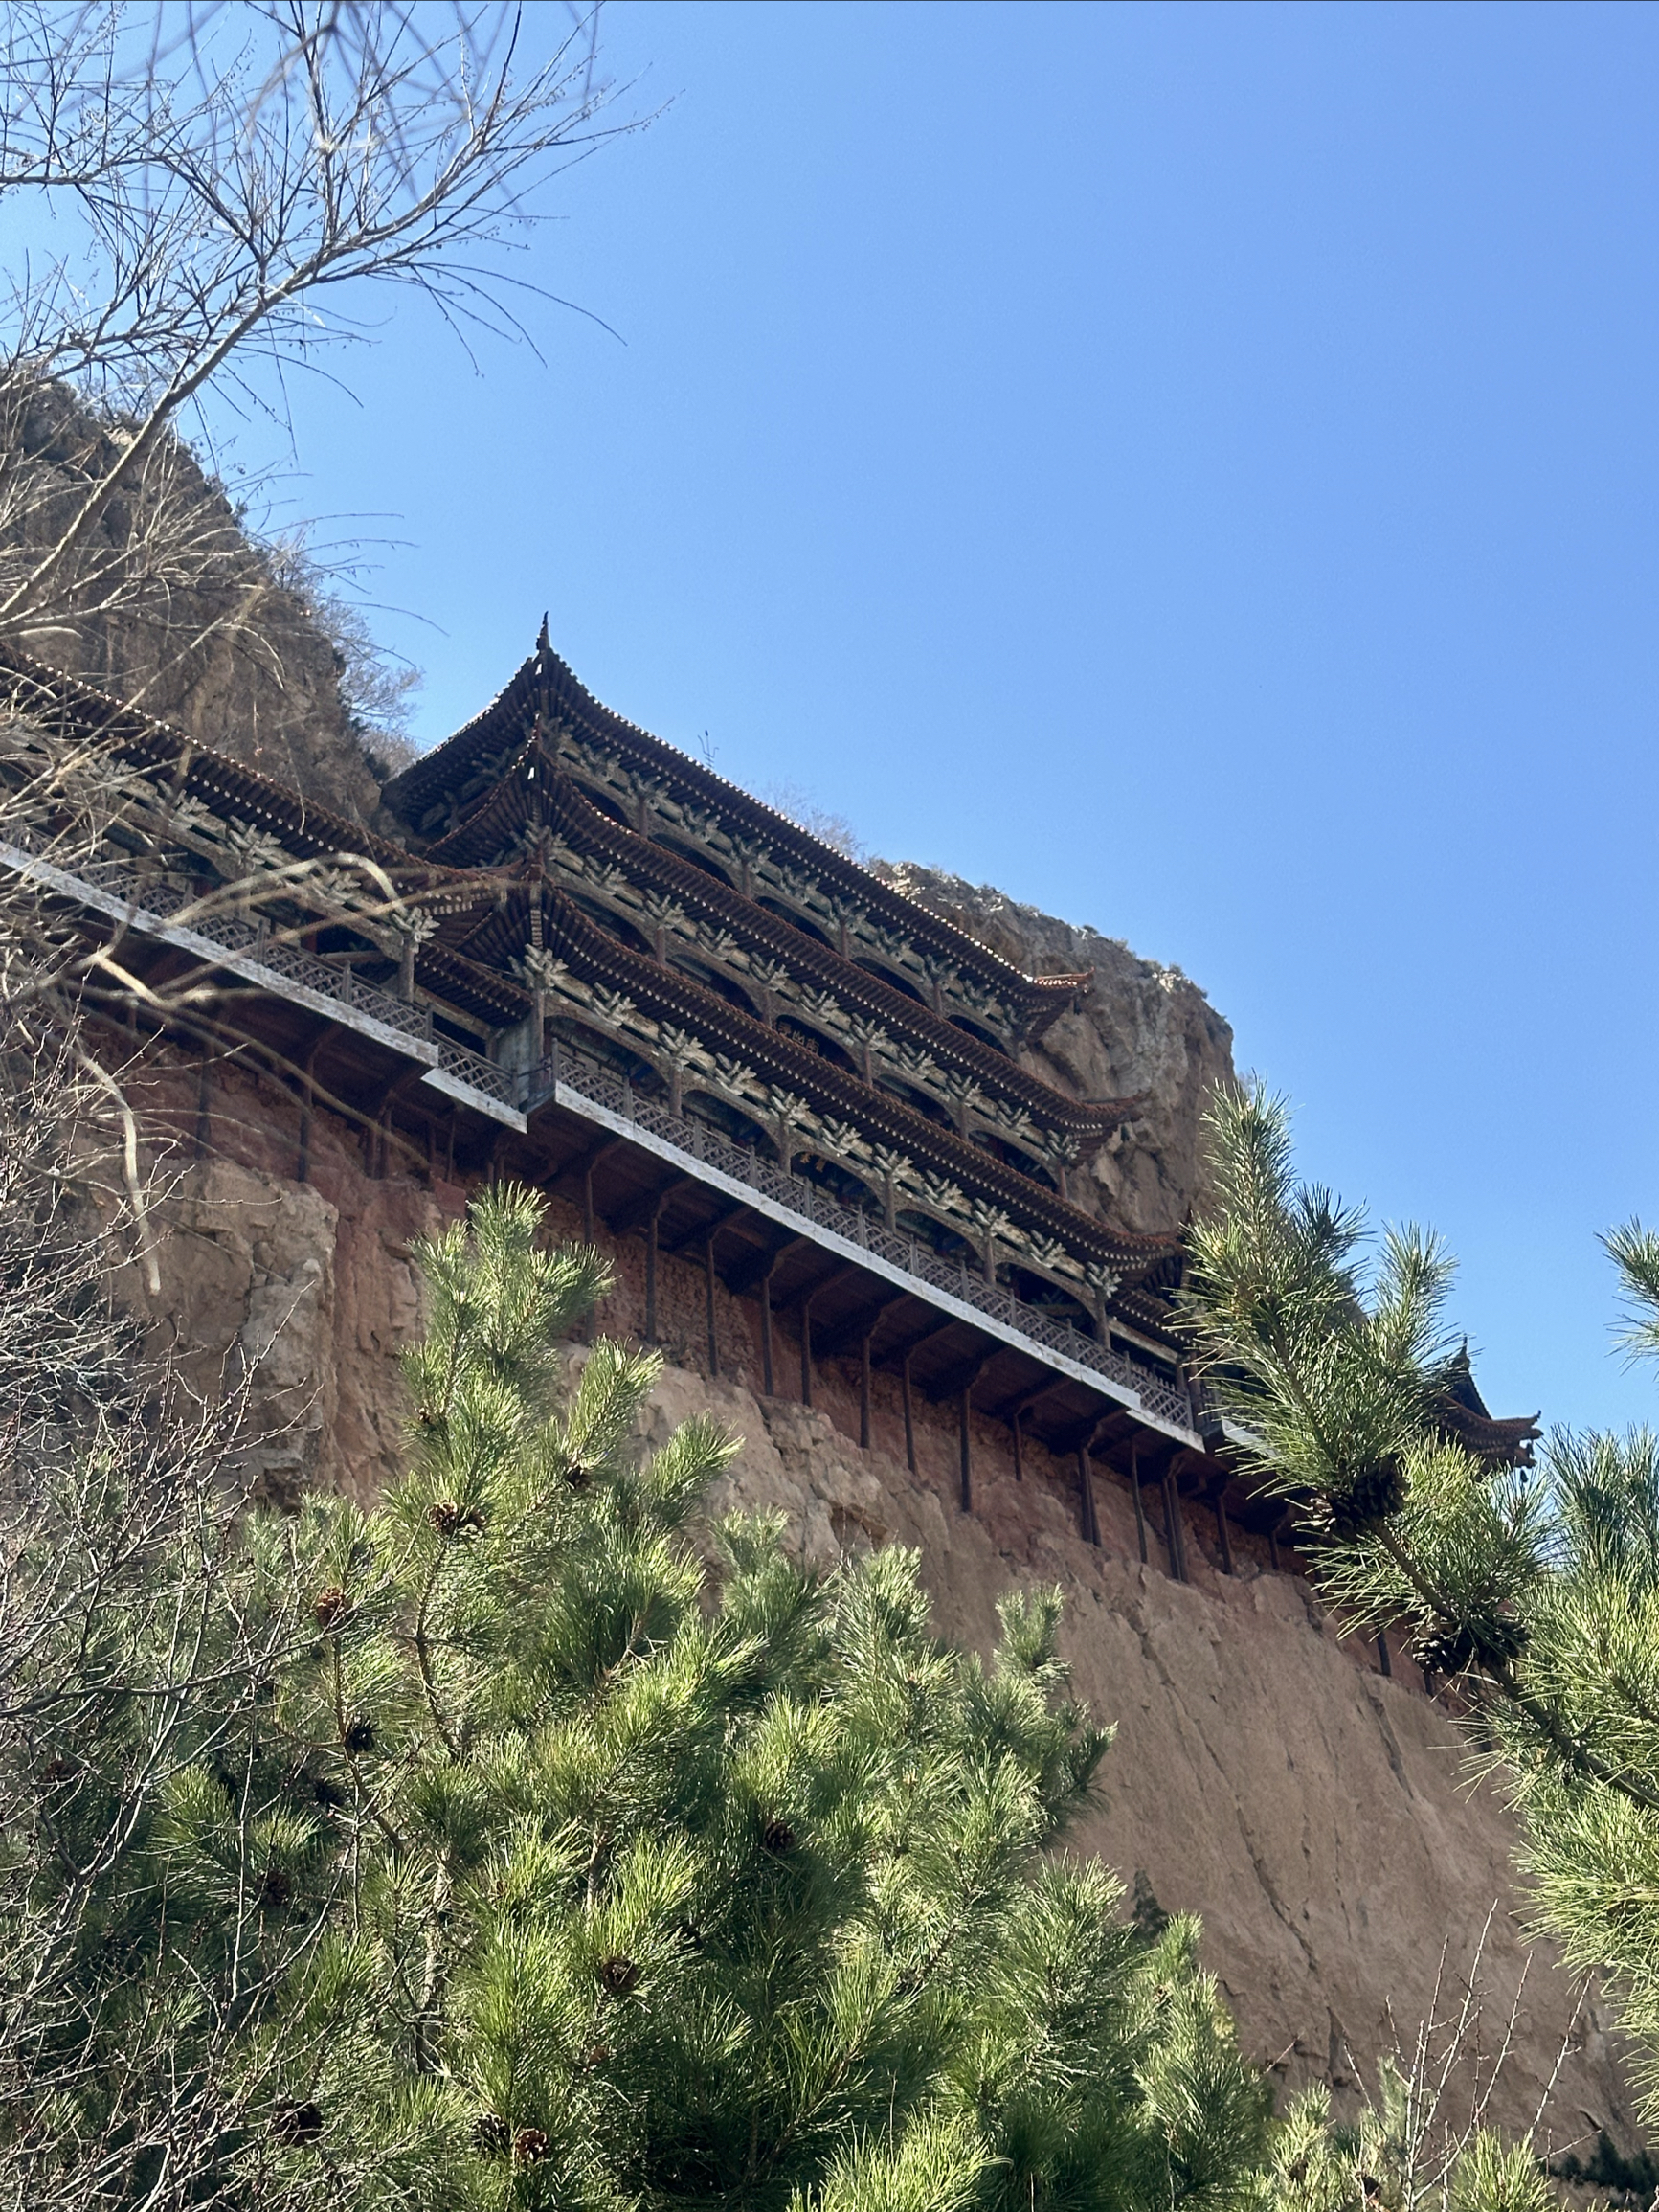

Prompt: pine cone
[1410,1620,1477,1678]
[472,2113,511,2157]
[312,1587,349,1632]
[312,1776,347,1811]
[259,1867,294,1909]
[343,1718,376,1756]
[597,1954,639,1997]
[513,2127,551,2164]
[273,2100,324,2145]
[762,1817,796,1855]
[40,1756,78,1788]
[429,1501,486,1538]
[1327,1459,1407,1537]
[561,1456,594,1492]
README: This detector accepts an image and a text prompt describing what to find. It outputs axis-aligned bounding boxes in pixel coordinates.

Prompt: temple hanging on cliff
[0,626,1539,1578]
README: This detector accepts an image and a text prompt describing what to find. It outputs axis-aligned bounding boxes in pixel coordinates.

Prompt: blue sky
[204,4,1659,1431]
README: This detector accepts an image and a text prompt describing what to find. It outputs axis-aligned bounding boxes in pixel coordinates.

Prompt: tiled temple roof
[382,631,1095,1026]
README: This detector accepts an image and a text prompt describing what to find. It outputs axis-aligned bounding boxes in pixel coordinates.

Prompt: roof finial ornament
[536,611,551,657]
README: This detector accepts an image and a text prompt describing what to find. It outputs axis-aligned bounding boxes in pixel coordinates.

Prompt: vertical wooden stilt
[705,1232,719,1378]
[297,1055,315,1185]
[1077,1446,1100,1546]
[860,1331,872,1450]
[645,1208,659,1345]
[1131,1438,1148,1564]
[799,1293,813,1408]
[959,1389,973,1513]
[1213,1488,1235,1575]
[1161,1464,1187,1582]
[193,1058,212,1163]
[1011,1405,1023,1483]
[1268,1522,1282,1574]
[901,1352,916,1474]
[761,1271,774,1397]
[582,1166,595,1246]
[1377,1630,1392,1678]
[444,1117,455,1184]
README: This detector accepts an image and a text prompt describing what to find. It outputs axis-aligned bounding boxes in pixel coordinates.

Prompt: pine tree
[1182,1083,1659,2147]
[232,1183,1274,2209]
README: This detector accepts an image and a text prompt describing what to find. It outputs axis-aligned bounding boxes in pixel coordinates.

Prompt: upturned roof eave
[383,636,1083,1017]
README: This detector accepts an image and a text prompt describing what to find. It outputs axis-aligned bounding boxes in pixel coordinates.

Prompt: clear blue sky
[252,1,1658,1435]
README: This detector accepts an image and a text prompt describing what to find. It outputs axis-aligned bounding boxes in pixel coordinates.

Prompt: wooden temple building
[0,628,1539,1585]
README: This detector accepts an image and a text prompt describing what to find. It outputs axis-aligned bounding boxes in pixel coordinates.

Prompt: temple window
[854,957,925,1004]
[756,896,834,949]
[566,892,655,959]
[682,1090,779,1159]
[876,1076,953,1128]
[774,1015,858,1073]
[669,954,762,1019]
[949,1013,1008,1055]
[655,835,733,887]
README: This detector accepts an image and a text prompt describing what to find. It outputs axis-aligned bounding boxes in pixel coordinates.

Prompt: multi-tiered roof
[0,627,1538,1570]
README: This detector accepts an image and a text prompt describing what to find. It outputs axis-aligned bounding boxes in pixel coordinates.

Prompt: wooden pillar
[860,1330,873,1450]
[959,1389,973,1513]
[582,1165,595,1246]
[1010,1404,1023,1483]
[1077,1444,1101,1547]
[296,1055,315,1186]
[705,1231,719,1379]
[1130,1437,1148,1565]
[761,1271,774,1398]
[1160,1462,1187,1582]
[1212,1485,1235,1575]
[901,1351,916,1474]
[799,1292,814,1408]
[644,1208,660,1345]
[193,1057,212,1163]
[1376,1630,1392,1678]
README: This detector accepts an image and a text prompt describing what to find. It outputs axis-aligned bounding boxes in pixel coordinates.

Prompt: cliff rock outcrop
[114,1050,1636,2158]
[872,861,1236,1236]
[1,380,399,826]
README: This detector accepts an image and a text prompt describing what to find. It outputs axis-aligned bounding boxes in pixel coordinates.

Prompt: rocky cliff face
[0,380,399,826]
[871,862,1236,1237]
[112,1048,1636,2159]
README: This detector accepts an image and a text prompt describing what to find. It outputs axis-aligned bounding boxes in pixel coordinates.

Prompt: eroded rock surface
[872,861,1236,1235]
[120,1093,1636,2156]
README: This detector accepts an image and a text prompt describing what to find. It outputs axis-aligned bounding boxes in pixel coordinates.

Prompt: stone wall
[108,1040,1638,2160]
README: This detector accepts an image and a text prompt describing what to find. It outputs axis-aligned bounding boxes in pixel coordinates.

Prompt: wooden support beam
[1160,1457,1187,1582]
[1011,1401,1023,1484]
[611,1170,696,1239]
[727,1232,810,1298]
[901,1348,916,1475]
[705,1229,720,1379]
[761,1269,774,1397]
[929,1345,1002,1403]
[860,1327,873,1451]
[815,1286,911,1362]
[192,1053,212,1162]
[881,1311,958,1375]
[1077,1414,1111,1547]
[799,1286,814,1408]
[645,1207,660,1345]
[1130,1436,1148,1565]
[1211,1482,1236,1576]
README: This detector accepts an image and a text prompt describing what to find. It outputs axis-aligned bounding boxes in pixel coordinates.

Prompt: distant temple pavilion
[0,626,1539,1575]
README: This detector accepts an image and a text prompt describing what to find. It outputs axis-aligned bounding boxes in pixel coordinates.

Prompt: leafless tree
[0,13,636,2197]
[0,1,625,668]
